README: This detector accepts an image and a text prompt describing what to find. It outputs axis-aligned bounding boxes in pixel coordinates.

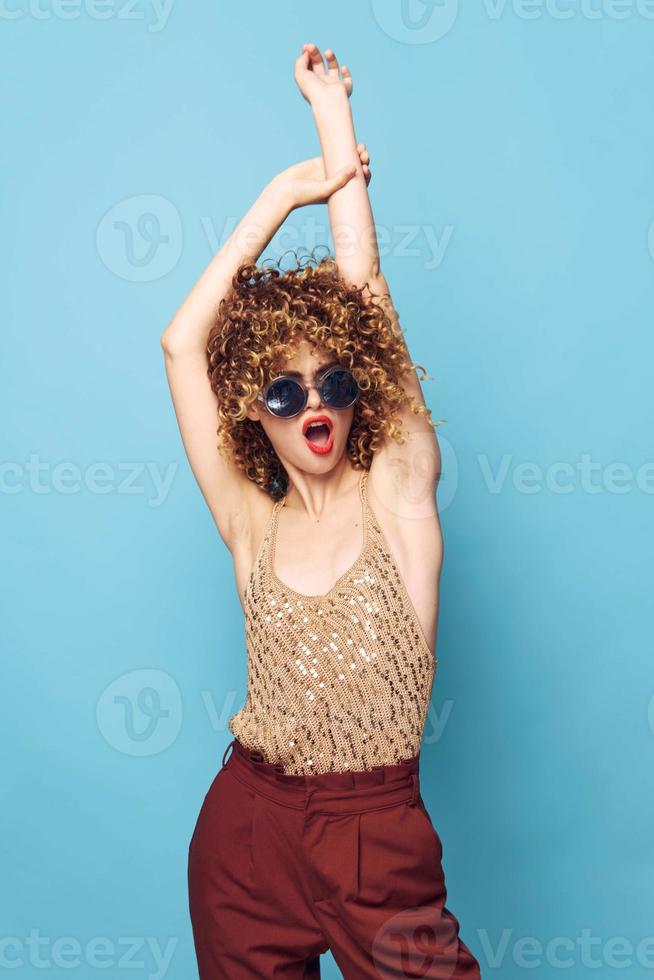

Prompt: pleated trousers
[188,737,482,979]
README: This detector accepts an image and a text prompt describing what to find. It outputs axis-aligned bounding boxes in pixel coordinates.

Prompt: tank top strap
[359,466,375,532]
[359,466,369,505]
[267,495,284,546]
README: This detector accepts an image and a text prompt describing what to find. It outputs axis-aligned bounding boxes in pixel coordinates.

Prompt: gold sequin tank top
[228,467,436,775]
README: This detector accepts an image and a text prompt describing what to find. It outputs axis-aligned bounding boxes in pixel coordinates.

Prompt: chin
[280,445,349,477]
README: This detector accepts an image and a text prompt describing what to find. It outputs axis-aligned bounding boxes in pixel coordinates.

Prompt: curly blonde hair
[206,250,439,499]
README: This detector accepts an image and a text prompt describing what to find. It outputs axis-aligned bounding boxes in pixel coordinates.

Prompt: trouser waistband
[220,738,421,815]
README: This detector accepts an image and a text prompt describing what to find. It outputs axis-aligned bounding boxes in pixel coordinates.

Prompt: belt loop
[221,738,236,768]
[408,772,419,806]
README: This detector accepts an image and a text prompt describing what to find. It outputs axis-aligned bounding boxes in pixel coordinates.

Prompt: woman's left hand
[274,144,371,212]
[294,43,353,106]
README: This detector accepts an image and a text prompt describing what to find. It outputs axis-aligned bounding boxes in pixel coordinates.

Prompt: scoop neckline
[267,469,369,602]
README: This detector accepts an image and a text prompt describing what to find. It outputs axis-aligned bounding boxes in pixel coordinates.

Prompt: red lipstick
[301,414,334,456]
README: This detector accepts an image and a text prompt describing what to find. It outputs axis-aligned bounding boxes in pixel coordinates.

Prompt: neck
[280,462,362,521]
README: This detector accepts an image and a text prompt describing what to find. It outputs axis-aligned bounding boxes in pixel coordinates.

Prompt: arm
[295,45,441,506]
[295,44,377,289]
[160,158,356,549]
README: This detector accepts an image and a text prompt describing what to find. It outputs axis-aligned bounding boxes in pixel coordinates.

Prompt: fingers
[356,143,370,166]
[324,164,357,195]
[301,43,353,93]
[330,162,371,192]
[326,49,353,95]
[303,42,326,76]
[294,49,311,78]
[341,63,353,96]
[323,48,340,78]
[356,143,371,182]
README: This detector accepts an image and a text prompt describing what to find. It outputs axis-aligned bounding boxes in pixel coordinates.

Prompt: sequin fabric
[228,468,437,775]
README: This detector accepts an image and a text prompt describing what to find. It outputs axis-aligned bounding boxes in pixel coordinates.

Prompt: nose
[306,382,323,409]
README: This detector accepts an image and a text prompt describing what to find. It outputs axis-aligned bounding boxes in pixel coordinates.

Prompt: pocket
[188,774,259,937]
[357,800,442,906]
[188,768,257,885]
[416,795,443,861]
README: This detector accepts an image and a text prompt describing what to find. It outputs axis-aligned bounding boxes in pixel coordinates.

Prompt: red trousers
[188,737,481,979]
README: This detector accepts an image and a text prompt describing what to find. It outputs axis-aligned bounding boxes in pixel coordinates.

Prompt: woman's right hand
[273,144,371,212]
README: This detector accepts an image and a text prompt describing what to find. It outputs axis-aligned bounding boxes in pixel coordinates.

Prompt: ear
[246,399,263,423]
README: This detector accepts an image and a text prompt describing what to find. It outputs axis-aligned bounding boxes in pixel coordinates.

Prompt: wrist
[310,85,351,120]
[264,174,295,218]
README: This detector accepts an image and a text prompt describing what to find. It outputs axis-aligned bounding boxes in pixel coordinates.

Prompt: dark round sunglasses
[257,366,360,420]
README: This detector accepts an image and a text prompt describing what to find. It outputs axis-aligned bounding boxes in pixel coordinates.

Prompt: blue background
[3,1,653,977]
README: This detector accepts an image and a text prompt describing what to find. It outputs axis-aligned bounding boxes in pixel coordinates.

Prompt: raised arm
[295,44,377,290]
[160,158,357,548]
[295,44,441,511]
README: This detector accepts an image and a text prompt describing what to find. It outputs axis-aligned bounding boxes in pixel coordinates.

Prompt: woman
[162,43,481,980]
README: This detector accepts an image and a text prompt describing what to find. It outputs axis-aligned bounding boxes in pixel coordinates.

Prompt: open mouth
[302,415,334,455]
